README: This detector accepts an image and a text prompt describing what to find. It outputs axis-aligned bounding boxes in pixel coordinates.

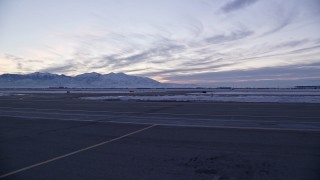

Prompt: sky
[0,0,320,87]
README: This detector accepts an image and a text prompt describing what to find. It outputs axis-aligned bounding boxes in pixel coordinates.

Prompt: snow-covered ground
[0,90,132,94]
[2,88,320,103]
[80,94,320,103]
[0,89,168,94]
[0,92,21,96]
[189,91,320,96]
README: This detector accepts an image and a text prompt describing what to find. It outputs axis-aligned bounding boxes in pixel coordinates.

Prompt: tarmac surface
[1,93,320,180]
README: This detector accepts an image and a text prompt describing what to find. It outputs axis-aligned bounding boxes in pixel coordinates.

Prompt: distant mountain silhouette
[0,72,194,88]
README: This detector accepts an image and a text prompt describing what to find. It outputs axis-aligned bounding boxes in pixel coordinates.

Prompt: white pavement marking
[0,124,156,179]
[0,106,320,119]
[0,115,153,125]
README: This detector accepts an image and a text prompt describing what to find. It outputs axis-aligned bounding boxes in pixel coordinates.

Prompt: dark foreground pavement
[1,117,320,180]
[0,95,320,179]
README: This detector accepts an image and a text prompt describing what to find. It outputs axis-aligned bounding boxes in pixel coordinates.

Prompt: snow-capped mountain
[72,72,161,88]
[0,72,169,88]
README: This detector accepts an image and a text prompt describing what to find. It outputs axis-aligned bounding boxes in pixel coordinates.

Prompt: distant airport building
[48,86,68,89]
[216,87,233,90]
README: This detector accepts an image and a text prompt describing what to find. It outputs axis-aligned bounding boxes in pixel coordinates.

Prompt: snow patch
[80,95,320,103]
[0,93,9,96]
[190,91,320,96]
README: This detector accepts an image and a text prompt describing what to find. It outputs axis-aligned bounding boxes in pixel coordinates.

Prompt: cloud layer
[0,0,319,87]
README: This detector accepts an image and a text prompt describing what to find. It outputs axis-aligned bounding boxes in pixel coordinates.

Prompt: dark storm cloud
[222,0,258,13]
[205,30,254,44]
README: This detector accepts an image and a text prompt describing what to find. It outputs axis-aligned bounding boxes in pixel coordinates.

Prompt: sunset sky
[1,0,319,86]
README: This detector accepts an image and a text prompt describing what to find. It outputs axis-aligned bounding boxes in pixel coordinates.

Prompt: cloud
[137,61,239,78]
[86,40,186,70]
[222,0,258,13]
[261,13,296,36]
[247,39,311,57]
[4,54,42,71]
[40,62,76,74]
[274,39,309,49]
[5,54,42,63]
[288,45,320,54]
[163,62,320,86]
[205,30,253,44]
[221,44,320,65]
[1,0,319,87]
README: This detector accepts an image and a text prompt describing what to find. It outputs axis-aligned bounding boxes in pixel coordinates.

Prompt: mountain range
[0,72,193,88]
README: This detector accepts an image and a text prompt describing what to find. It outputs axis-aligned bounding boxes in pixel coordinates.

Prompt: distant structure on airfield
[295,86,320,89]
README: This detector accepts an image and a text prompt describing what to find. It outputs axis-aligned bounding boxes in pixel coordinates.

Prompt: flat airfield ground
[0,93,320,180]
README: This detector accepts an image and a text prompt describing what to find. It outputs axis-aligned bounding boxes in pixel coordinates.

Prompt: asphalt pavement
[0,94,320,180]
